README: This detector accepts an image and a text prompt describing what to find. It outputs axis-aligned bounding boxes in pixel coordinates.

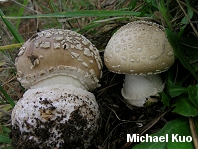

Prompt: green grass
[0,0,198,148]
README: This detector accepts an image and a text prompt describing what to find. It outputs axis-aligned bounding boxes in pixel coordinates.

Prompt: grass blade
[4,10,151,19]
[48,0,59,13]
[165,28,198,82]
[0,10,24,43]
[0,43,24,50]
[16,0,29,29]
[0,85,15,107]
[0,134,12,144]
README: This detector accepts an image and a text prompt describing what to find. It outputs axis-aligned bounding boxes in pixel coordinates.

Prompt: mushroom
[11,84,100,149]
[11,29,103,148]
[104,21,174,107]
[15,28,103,91]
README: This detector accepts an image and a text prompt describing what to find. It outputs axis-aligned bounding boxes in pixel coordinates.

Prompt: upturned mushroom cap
[11,84,100,149]
[104,21,174,75]
[15,29,103,91]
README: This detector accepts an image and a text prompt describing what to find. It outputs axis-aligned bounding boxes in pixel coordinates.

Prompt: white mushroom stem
[30,75,87,90]
[121,74,165,107]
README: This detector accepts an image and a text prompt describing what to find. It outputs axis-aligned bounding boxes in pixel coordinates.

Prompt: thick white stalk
[121,74,165,107]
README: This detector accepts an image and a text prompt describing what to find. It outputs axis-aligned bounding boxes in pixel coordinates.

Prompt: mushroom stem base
[121,74,165,107]
[11,84,100,149]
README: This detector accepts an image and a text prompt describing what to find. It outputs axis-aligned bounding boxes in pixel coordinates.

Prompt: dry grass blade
[10,0,41,14]
[101,121,131,149]
[189,117,198,149]
[0,16,21,107]
[176,0,198,37]
[119,108,172,149]
[97,81,122,97]
[0,21,12,46]
[0,43,23,50]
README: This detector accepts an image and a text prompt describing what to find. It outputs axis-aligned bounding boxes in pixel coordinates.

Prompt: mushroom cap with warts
[11,84,100,149]
[104,20,174,75]
[15,29,103,91]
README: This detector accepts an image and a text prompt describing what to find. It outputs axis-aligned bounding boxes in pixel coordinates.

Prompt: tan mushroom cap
[104,21,175,75]
[15,29,103,91]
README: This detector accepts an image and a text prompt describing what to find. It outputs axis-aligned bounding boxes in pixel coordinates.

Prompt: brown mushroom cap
[104,21,175,75]
[16,29,103,91]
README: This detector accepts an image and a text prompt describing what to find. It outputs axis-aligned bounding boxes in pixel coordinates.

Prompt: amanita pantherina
[16,29,102,91]
[11,29,103,148]
[104,21,174,107]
